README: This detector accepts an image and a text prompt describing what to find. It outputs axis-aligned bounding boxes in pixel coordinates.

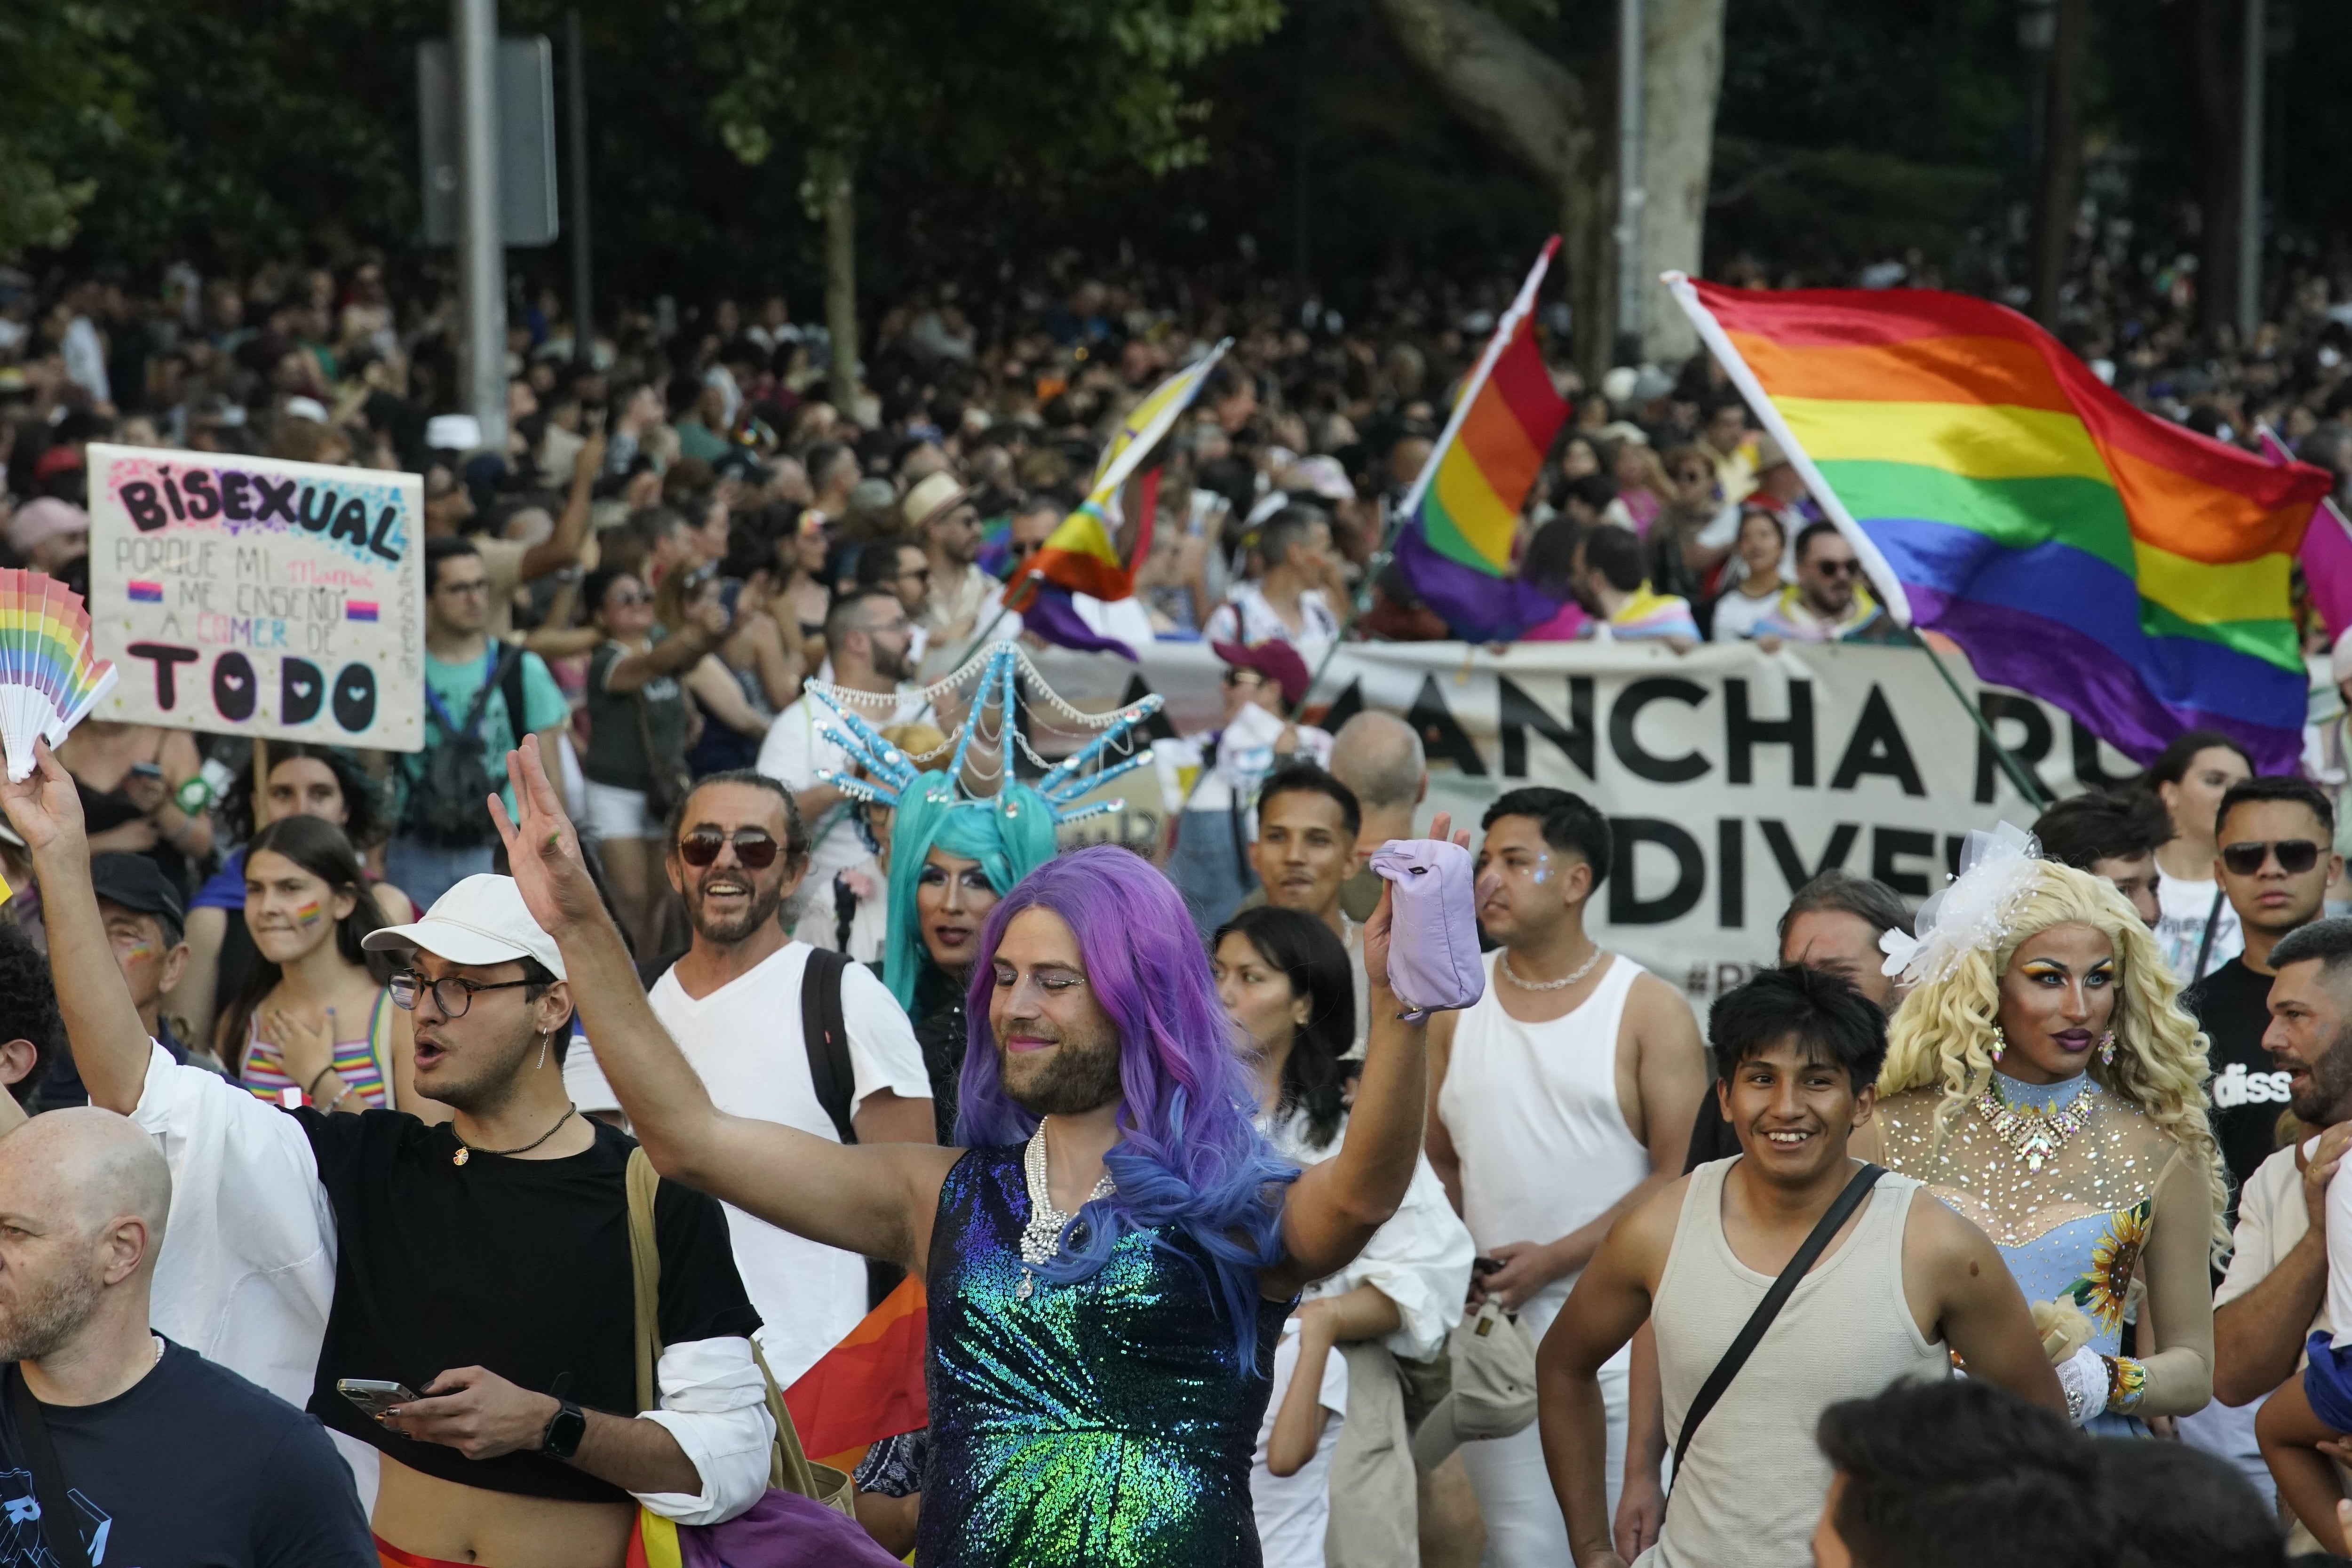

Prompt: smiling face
[243,849,353,966]
[1717,1035,1871,1182]
[2158,745,2253,853]
[667,781,805,947]
[987,907,1125,1118]
[1213,931,1309,1062]
[1251,788,1355,925]
[596,573,655,639]
[919,848,1000,974]
[265,756,349,829]
[1993,923,2117,1084]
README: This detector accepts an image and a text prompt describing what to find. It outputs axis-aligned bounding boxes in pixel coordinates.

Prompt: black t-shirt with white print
[2185,956,2291,1208]
[295,1107,761,1504]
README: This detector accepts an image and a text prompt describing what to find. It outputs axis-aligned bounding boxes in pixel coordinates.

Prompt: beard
[2292,1024,2352,1124]
[0,1256,102,1363]
[686,868,785,945]
[999,1029,1126,1118]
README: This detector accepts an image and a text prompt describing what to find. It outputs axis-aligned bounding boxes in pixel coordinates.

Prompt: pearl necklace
[1017,1120,1113,1301]
[1499,944,1605,992]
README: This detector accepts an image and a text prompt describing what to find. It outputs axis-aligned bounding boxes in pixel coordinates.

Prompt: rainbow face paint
[293,899,324,927]
[120,938,156,963]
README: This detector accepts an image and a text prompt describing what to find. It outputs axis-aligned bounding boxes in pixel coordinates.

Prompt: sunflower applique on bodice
[1874,1072,2171,1353]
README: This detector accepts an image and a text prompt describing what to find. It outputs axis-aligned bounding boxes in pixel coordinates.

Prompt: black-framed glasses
[389,971,534,1017]
[2221,838,2322,876]
[677,828,781,869]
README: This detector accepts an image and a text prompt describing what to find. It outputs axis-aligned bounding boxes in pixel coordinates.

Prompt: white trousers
[1459,1290,1629,1568]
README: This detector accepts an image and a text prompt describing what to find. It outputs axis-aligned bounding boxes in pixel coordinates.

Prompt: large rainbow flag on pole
[1393,239,1572,642]
[1665,274,2334,771]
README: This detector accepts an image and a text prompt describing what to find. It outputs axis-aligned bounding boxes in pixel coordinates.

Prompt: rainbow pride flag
[782,1274,929,1469]
[1394,240,1572,642]
[1668,276,2333,770]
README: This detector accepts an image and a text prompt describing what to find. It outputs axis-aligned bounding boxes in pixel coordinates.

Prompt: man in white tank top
[1536,966,2065,1568]
[1428,789,1708,1567]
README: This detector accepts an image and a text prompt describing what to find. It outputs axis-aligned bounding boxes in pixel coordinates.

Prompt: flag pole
[1663,270,2050,812]
[1299,236,1561,708]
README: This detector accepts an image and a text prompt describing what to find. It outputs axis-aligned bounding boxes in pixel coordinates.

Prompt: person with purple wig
[486,735,1464,1568]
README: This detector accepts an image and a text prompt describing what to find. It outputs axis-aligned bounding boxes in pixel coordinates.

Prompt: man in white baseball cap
[0,735,779,1568]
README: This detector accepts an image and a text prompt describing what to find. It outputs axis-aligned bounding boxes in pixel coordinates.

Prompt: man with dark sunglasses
[2188,775,2345,1202]
[1753,521,1898,645]
[564,769,933,1385]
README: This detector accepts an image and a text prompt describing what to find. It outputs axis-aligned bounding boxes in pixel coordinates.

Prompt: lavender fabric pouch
[1367,839,1485,1021]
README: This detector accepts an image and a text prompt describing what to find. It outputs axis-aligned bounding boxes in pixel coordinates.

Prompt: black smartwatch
[541,1399,588,1461]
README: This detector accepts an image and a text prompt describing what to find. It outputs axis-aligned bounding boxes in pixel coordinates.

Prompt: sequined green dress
[916,1145,1290,1568]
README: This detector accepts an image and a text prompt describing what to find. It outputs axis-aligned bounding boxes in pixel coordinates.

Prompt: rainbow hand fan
[0,569,118,782]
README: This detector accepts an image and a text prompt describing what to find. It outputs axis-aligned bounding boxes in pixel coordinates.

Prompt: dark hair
[221,742,389,849]
[216,816,394,1070]
[1794,519,1847,564]
[632,505,691,546]
[667,768,810,863]
[0,924,58,1108]
[1580,524,1645,591]
[1565,473,1619,516]
[1736,506,1787,545]
[803,440,856,494]
[1709,963,1888,1089]
[1520,518,1585,597]
[2267,916,2352,980]
[824,584,903,648]
[2216,774,2336,840]
[1776,870,1913,950]
[2145,728,2255,790]
[1257,506,1327,571]
[1213,907,1354,1150]
[1816,1380,2111,1568]
[1256,763,1362,844]
[424,534,481,594]
[2034,789,2176,871]
[2094,1438,2285,1568]
[582,565,644,621]
[1483,787,1613,890]
[854,537,922,589]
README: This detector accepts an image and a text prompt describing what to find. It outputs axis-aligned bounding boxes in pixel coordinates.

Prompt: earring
[536,1030,550,1070]
[2098,1031,2116,1067]
[1989,1024,2006,1064]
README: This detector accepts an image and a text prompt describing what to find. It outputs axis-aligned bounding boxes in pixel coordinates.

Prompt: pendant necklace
[1500,943,1605,992]
[453,1103,578,1166]
[1972,1079,2097,1173]
[1018,1119,1113,1300]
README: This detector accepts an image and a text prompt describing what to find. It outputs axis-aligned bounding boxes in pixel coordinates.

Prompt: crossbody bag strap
[2193,885,2227,981]
[9,1371,92,1568]
[1668,1163,1886,1499]
[624,1146,663,1414]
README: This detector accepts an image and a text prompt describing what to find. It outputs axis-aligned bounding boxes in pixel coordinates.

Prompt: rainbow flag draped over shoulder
[1394,239,1572,642]
[1004,341,1232,615]
[782,1274,929,1469]
[1668,275,2333,771]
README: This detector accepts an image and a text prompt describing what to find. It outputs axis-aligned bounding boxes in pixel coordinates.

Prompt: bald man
[1329,710,1428,923]
[0,1108,372,1564]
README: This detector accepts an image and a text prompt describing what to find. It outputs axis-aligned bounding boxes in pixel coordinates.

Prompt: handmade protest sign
[86,443,425,751]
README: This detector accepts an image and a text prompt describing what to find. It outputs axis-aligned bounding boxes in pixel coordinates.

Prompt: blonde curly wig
[1879,858,2229,1255]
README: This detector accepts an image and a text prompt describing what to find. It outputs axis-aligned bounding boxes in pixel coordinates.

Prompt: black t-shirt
[295,1108,761,1503]
[0,1339,373,1568]
[2184,956,2292,1203]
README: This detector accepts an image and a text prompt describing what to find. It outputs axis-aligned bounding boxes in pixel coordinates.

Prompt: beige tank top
[1641,1158,1948,1568]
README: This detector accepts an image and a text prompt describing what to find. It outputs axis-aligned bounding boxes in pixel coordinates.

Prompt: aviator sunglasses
[2220,838,2322,876]
[677,828,781,869]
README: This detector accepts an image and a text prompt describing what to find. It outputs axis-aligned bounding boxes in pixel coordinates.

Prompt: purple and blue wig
[960,844,1297,1365]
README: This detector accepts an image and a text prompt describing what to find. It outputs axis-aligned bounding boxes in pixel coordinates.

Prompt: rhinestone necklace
[1499,943,1605,992]
[1972,1077,2098,1173]
[1018,1120,1114,1300]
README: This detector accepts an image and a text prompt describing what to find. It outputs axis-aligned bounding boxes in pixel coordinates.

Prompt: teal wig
[883,780,1062,1011]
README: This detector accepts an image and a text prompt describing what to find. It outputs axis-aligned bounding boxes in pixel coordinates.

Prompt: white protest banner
[1028,637,2140,1010]
[87,443,425,751]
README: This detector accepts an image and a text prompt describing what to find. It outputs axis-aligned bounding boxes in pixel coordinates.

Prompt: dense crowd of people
[3,247,2352,1567]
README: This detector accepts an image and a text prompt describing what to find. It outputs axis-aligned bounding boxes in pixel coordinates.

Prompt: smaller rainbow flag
[782,1274,928,1470]
[1667,275,2333,771]
[345,601,378,622]
[127,581,164,603]
[1393,240,1573,642]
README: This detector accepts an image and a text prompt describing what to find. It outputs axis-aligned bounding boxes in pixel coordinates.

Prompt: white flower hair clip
[1879,821,2045,987]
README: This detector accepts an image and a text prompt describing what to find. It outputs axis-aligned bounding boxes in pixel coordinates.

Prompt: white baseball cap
[362,875,567,980]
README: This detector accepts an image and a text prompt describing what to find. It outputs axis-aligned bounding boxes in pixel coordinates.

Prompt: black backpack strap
[10,1369,93,1568]
[496,640,535,743]
[801,947,858,1146]
[1669,1163,1886,1497]
[2193,885,2226,982]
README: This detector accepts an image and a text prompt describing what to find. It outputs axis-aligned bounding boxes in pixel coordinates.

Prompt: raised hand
[488,735,607,935]
[0,740,91,861]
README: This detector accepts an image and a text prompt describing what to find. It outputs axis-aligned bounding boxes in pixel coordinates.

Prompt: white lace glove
[2054,1344,2108,1426]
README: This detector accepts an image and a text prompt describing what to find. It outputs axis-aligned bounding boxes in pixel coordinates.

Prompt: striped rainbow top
[240,990,393,1110]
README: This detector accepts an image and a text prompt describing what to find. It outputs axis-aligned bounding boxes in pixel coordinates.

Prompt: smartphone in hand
[336,1378,419,1420]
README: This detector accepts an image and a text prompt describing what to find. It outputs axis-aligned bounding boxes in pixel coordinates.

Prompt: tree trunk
[815,149,860,411]
[1637,0,1724,361]
[2192,0,2244,336]
[2027,0,2087,327]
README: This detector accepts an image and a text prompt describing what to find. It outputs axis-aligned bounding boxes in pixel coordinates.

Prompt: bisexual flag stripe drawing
[345,601,379,622]
[1664,273,2334,772]
[127,581,164,603]
[1393,239,1572,643]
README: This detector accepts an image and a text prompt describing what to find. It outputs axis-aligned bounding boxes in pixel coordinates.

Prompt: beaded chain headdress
[1878,821,2048,986]
[806,640,1162,826]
